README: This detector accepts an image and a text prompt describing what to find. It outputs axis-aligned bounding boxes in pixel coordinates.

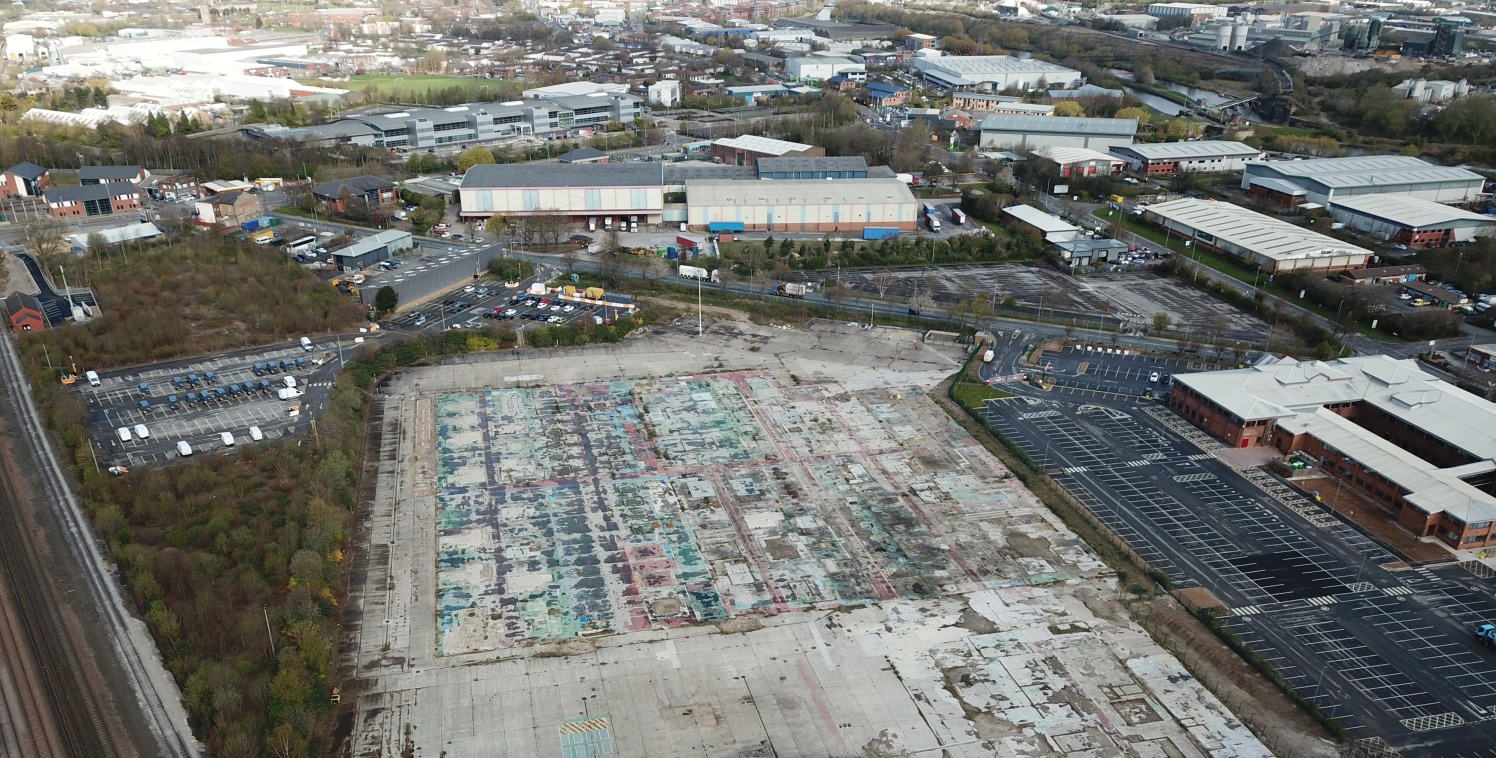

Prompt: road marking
[807,619,836,671]
[1383,586,1416,597]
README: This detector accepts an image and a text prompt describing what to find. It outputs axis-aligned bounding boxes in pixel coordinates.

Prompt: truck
[1478,624,1496,648]
[773,282,810,299]
[678,265,719,283]
[922,204,941,231]
[863,227,901,240]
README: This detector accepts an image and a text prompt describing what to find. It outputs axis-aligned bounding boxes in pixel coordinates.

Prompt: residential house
[210,190,264,227]
[44,184,142,219]
[312,175,397,214]
[863,81,910,107]
[0,162,49,198]
[4,292,44,332]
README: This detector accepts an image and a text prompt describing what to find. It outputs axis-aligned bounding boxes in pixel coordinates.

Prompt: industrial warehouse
[1168,355,1496,549]
[458,163,666,224]
[1327,194,1496,247]
[1142,198,1373,273]
[684,177,917,232]
[1241,155,1485,207]
[1108,141,1262,175]
[977,114,1139,150]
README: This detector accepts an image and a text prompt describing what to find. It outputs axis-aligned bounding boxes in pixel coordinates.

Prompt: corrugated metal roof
[686,177,915,206]
[1034,146,1124,165]
[1329,193,1496,230]
[978,114,1138,136]
[1146,198,1371,262]
[1248,155,1484,190]
[1111,140,1260,161]
[461,163,663,189]
[1002,204,1078,234]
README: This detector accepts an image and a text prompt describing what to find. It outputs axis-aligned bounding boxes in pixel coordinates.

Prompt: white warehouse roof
[1246,155,1483,190]
[1146,198,1373,263]
[1328,194,1496,231]
[712,135,814,156]
[1033,146,1124,165]
[1002,203,1079,234]
[1110,141,1261,160]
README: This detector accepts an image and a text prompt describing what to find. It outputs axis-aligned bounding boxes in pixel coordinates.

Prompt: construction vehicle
[59,360,79,385]
[772,282,809,299]
[1477,624,1496,647]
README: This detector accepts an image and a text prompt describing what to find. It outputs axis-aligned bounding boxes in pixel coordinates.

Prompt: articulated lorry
[678,265,719,283]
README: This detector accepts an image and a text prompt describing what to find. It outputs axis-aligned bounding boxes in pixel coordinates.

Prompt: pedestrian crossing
[1122,459,1152,468]
[1062,466,1090,475]
[1232,586,1418,617]
[1305,594,1340,607]
[1187,453,1216,461]
[1383,585,1416,597]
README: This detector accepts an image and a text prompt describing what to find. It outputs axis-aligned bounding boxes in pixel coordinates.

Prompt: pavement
[978,347,1496,757]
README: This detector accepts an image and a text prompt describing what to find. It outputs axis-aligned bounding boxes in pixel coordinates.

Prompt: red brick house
[312,175,397,214]
[0,162,50,198]
[4,292,44,332]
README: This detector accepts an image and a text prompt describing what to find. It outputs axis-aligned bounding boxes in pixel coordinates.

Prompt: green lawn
[309,74,501,99]
[952,382,1015,409]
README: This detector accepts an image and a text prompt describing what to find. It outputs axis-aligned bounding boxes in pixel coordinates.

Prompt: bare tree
[21,214,69,266]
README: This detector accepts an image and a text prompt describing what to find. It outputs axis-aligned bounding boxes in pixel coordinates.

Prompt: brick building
[4,292,44,332]
[710,135,823,167]
[44,184,142,219]
[78,165,148,185]
[0,162,50,198]
[312,175,397,214]
[1169,355,1496,549]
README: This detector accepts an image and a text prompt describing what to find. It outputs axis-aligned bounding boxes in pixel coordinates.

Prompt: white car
[1399,292,1413,300]
[1149,371,1161,383]
[562,305,575,313]
[463,285,477,293]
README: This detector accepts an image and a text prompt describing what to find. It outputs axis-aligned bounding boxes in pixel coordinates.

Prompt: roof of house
[1329,193,1496,230]
[1002,204,1079,234]
[313,175,396,199]
[4,162,46,179]
[978,114,1138,137]
[4,291,41,315]
[461,162,663,189]
[78,165,143,181]
[712,134,815,156]
[1341,264,1426,280]
[1034,146,1125,165]
[1110,140,1261,160]
[558,147,608,163]
[44,184,138,202]
[1144,198,1373,263]
[214,190,250,205]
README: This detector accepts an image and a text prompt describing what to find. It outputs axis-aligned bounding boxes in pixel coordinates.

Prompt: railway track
[0,335,200,758]
[0,411,113,758]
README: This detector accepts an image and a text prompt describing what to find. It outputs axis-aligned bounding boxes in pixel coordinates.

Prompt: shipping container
[708,222,745,232]
[863,227,901,240]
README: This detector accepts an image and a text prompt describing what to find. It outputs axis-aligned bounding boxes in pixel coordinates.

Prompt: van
[116,426,132,443]
[203,371,217,384]
[277,387,302,400]
[301,336,313,351]
[133,424,149,439]
[176,440,193,457]
[248,426,264,442]
[167,394,180,410]
[266,361,279,374]
[186,373,199,386]
[171,376,185,389]
[295,357,307,370]
[138,399,151,414]
[283,376,297,389]
[220,432,235,447]
[186,391,198,406]
[252,362,266,376]
[258,379,272,394]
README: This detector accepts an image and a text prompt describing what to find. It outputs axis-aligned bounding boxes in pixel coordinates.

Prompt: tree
[456,147,496,173]
[1151,312,1173,334]
[1054,101,1085,117]
[375,285,399,315]
[1115,106,1151,126]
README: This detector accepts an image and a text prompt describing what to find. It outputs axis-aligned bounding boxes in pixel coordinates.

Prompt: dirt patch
[1003,529,1056,559]
[1290,475,1450,563]
[954,606,999,635]
[2,254,37,297]
[637,294,752,324]
[1136,596,1338,758]
[1173,586,1226,614]
[714,615,764,634]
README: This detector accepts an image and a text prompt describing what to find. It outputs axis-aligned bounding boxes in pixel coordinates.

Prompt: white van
[116,427,132,442]
[86,370,101,387]
[248,426,264,442]
[176,440,193,456]
[133,424,149,439]
[300,336,313,351]
[283,375,297,389]
[220,432,235,447]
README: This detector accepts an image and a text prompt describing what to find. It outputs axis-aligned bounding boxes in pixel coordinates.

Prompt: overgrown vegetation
[22,236,366,371]
[1276,270,1463,341]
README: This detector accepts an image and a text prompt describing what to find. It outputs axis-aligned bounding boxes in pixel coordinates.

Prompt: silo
[1231,22,1250,50]
[1213,23,1230,50]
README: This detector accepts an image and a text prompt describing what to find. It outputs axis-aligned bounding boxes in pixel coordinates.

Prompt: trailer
[773,282,809,299]
[679,265,719,283]
[951,208,967,226]
[863,227,901,240]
